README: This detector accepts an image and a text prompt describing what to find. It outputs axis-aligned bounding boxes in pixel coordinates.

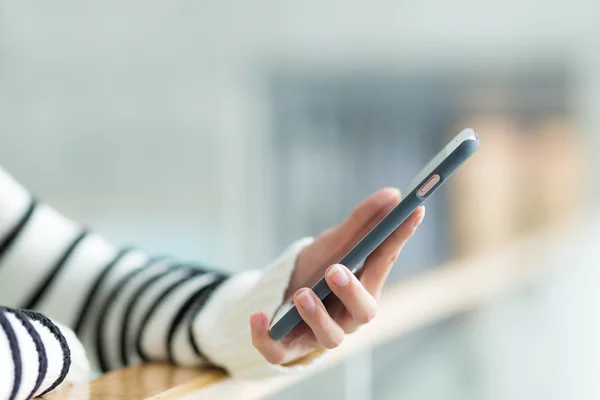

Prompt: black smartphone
[269,128,480,340]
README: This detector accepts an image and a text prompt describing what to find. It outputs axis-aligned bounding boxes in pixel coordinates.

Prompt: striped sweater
[0,167,315,400]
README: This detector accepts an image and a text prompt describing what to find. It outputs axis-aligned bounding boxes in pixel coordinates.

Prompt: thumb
[326,188,402,261]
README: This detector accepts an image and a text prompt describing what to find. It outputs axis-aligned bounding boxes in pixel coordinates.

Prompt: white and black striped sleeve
[0,167,232,374]
[0,307,89,400]
[0,165,321,394]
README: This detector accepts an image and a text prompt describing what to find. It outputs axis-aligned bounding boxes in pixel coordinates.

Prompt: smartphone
[269,128,480,340]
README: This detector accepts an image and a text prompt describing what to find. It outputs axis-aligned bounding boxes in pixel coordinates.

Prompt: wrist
[190,237,321,378]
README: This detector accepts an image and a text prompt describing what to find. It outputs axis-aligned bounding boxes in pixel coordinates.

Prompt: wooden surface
[45,364,226,400]
[46,215,590,400]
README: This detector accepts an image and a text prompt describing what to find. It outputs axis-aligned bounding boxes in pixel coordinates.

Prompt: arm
[0,165,424,392]
[0,167,312,378]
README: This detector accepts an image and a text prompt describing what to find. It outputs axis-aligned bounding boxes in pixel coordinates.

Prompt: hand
[249,188,425,365]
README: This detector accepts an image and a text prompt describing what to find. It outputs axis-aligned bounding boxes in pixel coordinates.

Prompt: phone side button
[417,174,441,197]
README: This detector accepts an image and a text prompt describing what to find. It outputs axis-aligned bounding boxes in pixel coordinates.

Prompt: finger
[325,264,378,330]
[337,188,401,236]
[323,188,402,264]
[250,311,287,364]
[360,206,425,297]
[294,289,345,349]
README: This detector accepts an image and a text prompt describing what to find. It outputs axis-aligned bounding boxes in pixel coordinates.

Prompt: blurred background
[1,1,599,399]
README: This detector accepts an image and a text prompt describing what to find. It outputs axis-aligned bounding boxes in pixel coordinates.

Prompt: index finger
[359,206,425,298]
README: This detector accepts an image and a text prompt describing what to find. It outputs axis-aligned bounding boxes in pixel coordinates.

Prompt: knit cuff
[191,237,328,379]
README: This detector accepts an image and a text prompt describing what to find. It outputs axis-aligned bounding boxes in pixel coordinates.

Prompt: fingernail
[296,290,316,312]
[328,264,349,287]
[413,207,425,228]
[250,311,264,330]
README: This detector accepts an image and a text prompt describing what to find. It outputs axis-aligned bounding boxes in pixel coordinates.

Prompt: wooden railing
[46,214,594,400]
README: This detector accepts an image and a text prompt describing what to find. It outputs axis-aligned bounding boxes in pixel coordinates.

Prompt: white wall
[1,0,598,265]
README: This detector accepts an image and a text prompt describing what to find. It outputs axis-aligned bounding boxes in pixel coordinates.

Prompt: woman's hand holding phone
[248,128,478,367]
[249,188,425,365]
